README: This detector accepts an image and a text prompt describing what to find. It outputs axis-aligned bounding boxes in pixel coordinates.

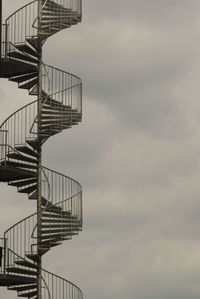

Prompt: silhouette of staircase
[0,0,83,298]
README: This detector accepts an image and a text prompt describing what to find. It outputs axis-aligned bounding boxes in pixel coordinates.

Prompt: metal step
[41,95,68,107]
[41,218,80,224]
[18,290,37,298]
[25,254,39,263]
[6,267,37,276]
[42,208,71,216]
[40,122,79,130]
[7,51,38,64]
[6,152,37,164]
[40,240,62,247]
[41,228,80,235]
[9,72,38,84]
[0,164,36,182]
[41,223,80,229]
[8,284,37,292]
[41,232,78,240]
[41,110,77,115]
[19,78,38,90]
[42,220,79,228]
[28,190,38,200]
[42,210,71,218]
[15,145,39,158]
[29,84,38,95]
[40,123,73,131]
[26,38,39,51]
[45,205,62,212]
[40,128,62,136]
[44,0,72,11]
[0,58,37,78]
[41,115,77,121]
[41,104,72,111]
[15,44,39,58]
[14,260,38,269]
[26,140,40,152]
[1,160,37,170]
[43,5,71,13]
[42,14,78,22]
[9,178,37,188]
[18,183,38,195]
[26,248,50,261]
[0,274,37,286]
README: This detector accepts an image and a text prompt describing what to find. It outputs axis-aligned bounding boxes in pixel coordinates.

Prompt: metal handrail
[44,63,81,82]
[0,100,37,130]
[5,1,37,22]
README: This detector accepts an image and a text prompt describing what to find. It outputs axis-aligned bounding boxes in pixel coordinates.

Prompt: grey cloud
[2,1,200,299]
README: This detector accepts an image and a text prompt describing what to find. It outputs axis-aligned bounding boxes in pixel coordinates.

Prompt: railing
[43,0,82,14]
[3,166,82,259]
[1,246,83,299]
[41,268,83,299]
[6,248,37,276]
[42,167,82,224]
[4,213,37,259]
[1,24,8,58]
[42,64,82,114]
[0,100,38,150]
[0,130,8,162]
[5,0,38,56]
[4,0,82,58]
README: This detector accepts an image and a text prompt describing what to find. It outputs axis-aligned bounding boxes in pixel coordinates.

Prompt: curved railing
[3,249,83,299]
[4,0,82,57]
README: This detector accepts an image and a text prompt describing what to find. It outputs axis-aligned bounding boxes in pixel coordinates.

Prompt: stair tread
[1,160,37,170]
[10,72,38,83]
[26,38,39,51]
[41,232,78,240]
[19,78,38,90]
[15,44,39,58]
[25,254,40,263]
[6,267,37,276]
[8,51,38,64]
[18,290,37,297]
[0,274,37,286]
[41,218,80,224]
[26,140,40,152]
[41,228,80,234]
[18,184,38,195]
[15,145,39,158]
[0,164,36,182]
[6,152,37,164]
[14,260,38,269]
[8,284,37,291]
[9,178,37,188]
[42,213,78,220]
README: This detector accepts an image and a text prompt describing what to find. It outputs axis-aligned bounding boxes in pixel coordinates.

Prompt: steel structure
[0,0,83,298]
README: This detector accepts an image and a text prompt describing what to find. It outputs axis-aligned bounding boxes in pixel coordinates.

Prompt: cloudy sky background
[1,0,200,298]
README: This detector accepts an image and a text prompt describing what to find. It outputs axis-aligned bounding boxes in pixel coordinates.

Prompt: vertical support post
[37,0,43,298]
[3,238,7,274]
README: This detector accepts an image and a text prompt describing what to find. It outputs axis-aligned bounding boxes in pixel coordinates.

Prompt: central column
[37,0,43,298]
[0,0,2,67]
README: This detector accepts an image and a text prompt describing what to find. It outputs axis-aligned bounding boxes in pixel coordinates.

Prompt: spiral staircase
[0,0,83,298]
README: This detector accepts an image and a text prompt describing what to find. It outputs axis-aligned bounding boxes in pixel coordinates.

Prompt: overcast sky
[2,1,200,299]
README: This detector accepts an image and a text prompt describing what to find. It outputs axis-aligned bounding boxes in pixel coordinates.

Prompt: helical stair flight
[0,0,83,298]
